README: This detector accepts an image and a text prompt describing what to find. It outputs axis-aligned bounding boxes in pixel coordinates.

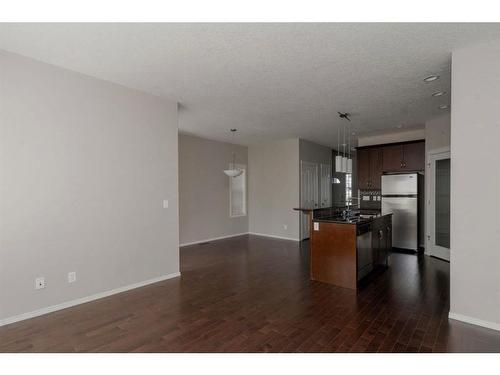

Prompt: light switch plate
[313,222,319,231]
[35,277,45,290]
[162,199,169,208]
[68,272,76,283]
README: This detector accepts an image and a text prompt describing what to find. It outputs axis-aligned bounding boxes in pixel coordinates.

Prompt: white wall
[357,127,425,147]
[0,51,180,323]
[299,139,332,166]
[449,40,500,330]
[248,139,300,240]
[179,134,248,245]
[425,114,451,153]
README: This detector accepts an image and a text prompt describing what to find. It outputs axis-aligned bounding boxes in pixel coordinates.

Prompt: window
[345,173,352,204]
[229,164,246,217]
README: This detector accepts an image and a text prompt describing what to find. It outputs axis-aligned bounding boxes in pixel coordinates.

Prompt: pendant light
[335,125,342,173]
[223,129,243,177]
[341,121,347,173]
[346,127,353,173]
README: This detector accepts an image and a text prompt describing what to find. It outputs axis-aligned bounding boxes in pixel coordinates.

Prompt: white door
[427,150,451,261]
[320,164,332,208]
[300,161,319,240]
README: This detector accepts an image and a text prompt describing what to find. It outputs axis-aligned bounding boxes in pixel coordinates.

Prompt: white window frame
[229,164,247,218]
[345,173,352,204]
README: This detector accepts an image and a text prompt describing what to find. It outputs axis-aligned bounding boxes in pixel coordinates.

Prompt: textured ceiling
[1,23,500,148]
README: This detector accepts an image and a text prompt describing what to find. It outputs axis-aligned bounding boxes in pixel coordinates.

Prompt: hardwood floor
[0,234,499,352]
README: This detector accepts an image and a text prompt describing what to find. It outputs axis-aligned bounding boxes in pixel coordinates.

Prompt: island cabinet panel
[310,222,357,289]
[309,214,392,290]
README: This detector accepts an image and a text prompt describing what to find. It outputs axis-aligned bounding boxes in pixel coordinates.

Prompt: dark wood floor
[1,234,499,352]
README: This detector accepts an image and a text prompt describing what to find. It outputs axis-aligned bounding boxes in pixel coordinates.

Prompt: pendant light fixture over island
[223,129,244,177]
[335,112,352,174]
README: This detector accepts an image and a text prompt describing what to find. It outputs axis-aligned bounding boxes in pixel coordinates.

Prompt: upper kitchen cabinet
[402,141,425,171]
[381,144,404,172]
[357,148,382,189]
[357,141,425,190]
[382,141,425,172]
[369,148,383,189]
[357,148,371,189]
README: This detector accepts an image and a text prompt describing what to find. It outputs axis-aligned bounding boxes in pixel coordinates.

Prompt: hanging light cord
[231,129,237,169]
[337,126,340,157]
[343,121,346,157]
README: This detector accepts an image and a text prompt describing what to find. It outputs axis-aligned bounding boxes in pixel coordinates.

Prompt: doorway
[427,149,451,261]
[320,163,332,208]
[300,161,318,240]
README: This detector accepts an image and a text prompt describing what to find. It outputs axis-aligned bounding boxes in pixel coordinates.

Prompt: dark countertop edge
[294,207,381,212]
[313,213,392,225]
[293,207,313,212]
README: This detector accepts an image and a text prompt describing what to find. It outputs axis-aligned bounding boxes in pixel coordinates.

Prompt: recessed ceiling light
[439,104,449,110]
[396,124,403,129]
[432,91,446,97]
[424,75,440,82]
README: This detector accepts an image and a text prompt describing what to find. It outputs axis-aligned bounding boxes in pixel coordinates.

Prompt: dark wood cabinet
[371,215,392,267]
[356,148,382,189]
[382,141,425,172]
[369,148,383,189]
[357,149,371,190]
[358,141,425,186]
[382,144,404,171]
[403,141,425,171]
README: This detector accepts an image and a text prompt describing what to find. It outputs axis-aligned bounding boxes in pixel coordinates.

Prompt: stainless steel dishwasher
[357,223,373,280]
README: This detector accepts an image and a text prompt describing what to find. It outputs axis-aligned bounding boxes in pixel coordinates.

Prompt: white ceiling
[1,23,500,148]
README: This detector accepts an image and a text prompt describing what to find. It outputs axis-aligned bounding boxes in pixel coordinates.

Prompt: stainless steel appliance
[381,173,422,251]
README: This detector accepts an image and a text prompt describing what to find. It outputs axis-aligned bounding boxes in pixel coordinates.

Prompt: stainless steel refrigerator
[381,173,423,251]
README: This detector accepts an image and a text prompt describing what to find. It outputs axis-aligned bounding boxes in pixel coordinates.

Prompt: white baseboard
[180,232,249,247]
[449,312,500,332]
[0,272,181,328]
[248,232,300,242]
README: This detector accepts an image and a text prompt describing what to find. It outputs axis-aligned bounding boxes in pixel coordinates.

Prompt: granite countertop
[313,212,391,226]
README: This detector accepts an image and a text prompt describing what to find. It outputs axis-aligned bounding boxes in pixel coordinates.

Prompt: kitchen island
[295,207,392,290]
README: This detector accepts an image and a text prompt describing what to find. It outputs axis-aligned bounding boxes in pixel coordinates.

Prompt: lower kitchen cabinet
[372,215,392,266]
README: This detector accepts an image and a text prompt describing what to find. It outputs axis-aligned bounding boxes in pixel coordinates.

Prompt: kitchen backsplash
[359,189,382,210]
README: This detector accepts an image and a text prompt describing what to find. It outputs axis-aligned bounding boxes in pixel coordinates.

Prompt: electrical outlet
[162,199,169,208]
[68,271,76,283]
[283,224,288,230]
[35,277,46,290]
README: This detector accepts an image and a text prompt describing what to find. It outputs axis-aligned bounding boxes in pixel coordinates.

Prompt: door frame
[320,163,332,208]
[300,161,319,240]
[426,147,451,260]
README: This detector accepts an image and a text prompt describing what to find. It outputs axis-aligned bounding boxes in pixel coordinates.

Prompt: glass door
[428,151,451,261]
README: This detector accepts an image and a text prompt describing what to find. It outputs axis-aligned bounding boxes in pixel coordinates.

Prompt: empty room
[1,1,499,372]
